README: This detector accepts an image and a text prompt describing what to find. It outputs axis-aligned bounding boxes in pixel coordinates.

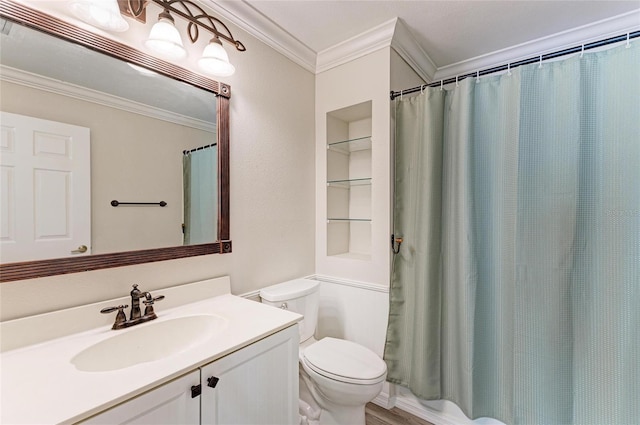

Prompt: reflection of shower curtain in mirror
[183,146,217,245]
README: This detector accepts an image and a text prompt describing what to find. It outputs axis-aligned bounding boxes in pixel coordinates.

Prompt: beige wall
[0,16,316,321]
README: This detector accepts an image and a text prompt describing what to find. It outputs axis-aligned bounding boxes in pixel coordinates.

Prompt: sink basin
[71,315,227,372]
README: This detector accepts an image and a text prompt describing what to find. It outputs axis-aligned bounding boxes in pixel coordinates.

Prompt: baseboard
[372,384,475,425]
[371,384,395,409]
[393,396,462,425]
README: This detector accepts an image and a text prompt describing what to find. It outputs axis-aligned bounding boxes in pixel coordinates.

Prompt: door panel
[0,111,90,262]
[201,326,299,425]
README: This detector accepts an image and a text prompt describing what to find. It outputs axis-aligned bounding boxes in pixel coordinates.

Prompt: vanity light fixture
[69,0,246,77]
[145,9,186,60]
[69,0,129,32]
[198,36,235,77]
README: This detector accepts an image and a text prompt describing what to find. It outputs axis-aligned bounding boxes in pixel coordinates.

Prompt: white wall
[0,4,315,321]
[315,48,392,285]
[315,277,389,357]
[390,49,426,93]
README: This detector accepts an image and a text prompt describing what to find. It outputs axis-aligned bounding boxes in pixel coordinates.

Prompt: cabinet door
[201,325,299,425]
[80,371,200,425]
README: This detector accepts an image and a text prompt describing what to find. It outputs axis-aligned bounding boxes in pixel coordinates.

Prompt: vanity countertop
[0,292,301,424]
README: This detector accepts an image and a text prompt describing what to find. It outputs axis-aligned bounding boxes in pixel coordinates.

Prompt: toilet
[260,278,386,425]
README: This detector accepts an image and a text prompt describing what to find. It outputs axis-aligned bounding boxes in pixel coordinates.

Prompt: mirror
[0,1,231,282]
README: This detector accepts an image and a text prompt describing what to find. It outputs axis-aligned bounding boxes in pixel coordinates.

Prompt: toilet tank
[260,278,319,343]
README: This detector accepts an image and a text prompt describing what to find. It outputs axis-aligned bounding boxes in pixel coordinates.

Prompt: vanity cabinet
[80,371,200,424]
[201,325,299,424]
[80,326,299,425]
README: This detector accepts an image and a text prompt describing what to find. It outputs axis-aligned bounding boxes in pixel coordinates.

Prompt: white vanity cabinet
[80,371,200,425]
[80,325,299,425]
[201,324,299,425]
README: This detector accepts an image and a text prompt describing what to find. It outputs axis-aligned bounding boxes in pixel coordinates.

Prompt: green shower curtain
[385,42,639,425]
[183,146,217,245]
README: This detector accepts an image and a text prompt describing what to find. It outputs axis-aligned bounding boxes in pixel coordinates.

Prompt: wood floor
[365,403,434,425]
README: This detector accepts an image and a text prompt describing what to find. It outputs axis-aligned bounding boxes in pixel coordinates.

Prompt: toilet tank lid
[260,278,320,302]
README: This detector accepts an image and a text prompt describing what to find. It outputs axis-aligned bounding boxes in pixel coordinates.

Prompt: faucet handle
[100,305,129,330]
[100,305,128,314]
[144,294,165,304]
[143,294,164,319]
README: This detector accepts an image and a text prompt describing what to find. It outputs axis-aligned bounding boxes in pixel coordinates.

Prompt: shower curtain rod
[183,142,217,155]
[390,31,640,100]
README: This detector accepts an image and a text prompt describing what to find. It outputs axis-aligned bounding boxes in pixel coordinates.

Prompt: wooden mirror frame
[0,1,231,283]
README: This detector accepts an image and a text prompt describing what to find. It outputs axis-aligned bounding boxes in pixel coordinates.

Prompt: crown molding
[201,0,316,73]
[204,2,434,77]
[432,9,640,81]
[187,3,638,80]
[390,18,437,83]
[0,65,216,132]
[316,18,397,74]
[316,17,437,79]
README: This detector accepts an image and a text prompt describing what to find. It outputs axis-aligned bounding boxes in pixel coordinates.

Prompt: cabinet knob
[191,384,201,398]
[207,376,219,388]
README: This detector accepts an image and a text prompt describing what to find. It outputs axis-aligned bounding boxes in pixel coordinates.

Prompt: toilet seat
[301,337,387,385]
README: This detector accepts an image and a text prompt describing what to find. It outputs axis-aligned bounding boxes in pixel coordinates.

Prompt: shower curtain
[183,146,217,245]
[384,42,639,425]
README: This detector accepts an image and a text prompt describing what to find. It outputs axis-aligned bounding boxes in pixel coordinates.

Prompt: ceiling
[210,0,640,79]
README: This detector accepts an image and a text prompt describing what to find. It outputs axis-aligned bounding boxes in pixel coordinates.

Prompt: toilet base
[318,405,365,425]
[299,367,377,425]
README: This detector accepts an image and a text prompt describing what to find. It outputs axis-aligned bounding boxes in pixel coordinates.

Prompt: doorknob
[71,245,88,254]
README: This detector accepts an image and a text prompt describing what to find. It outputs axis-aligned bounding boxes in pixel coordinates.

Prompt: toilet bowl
[299,337,386,424]
[260,279,387,425]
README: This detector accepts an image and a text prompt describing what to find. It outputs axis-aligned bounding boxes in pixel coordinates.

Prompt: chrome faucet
[100,284,165,330]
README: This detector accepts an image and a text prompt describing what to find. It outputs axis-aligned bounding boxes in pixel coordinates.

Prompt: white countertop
[0,293,301,424]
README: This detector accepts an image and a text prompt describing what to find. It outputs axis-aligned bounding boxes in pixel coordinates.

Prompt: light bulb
[145,11,186,60]
[198,37,235,77]
[69,0,129,32]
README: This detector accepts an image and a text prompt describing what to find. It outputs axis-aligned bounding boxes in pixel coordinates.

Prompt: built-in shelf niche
[326,101,372,260]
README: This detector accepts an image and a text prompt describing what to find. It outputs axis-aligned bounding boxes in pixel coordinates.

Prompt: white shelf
[330,252,371,261]
[326,178,371,188]
[326,102,372,259]
[327,136,371,153]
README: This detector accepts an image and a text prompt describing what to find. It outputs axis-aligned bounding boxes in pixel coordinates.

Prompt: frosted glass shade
[145,16,187,60]
[69,0,129,32]
[198,38,235,77]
